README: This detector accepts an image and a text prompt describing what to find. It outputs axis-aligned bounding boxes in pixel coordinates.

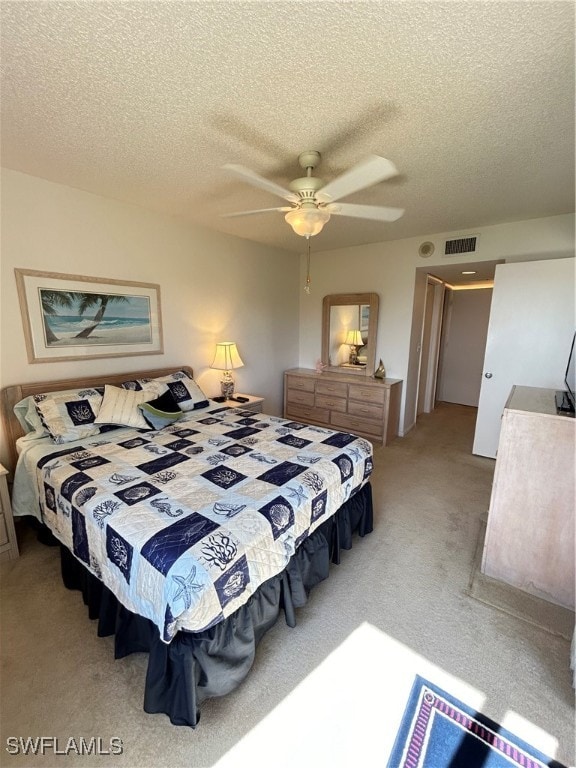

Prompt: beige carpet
[1,403,574,767]
[467,518,575,642]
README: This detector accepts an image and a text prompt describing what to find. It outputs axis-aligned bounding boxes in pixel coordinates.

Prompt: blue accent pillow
[138,390,184,430]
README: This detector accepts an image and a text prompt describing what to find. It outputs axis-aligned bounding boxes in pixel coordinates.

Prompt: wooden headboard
[1,365,194,473]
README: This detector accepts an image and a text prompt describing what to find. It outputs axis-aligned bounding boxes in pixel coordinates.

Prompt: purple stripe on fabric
[428,691,547,768]
[398,684,550,768]
[401,694,434,767]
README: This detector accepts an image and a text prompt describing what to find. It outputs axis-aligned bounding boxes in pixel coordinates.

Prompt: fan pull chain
[304,236,311,294]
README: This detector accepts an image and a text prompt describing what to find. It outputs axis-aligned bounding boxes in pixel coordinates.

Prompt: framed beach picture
[15,269,163,363]
[359,304,370,332]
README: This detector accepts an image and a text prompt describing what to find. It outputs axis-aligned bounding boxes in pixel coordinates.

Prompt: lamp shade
[210,342,244,371]
[345,330,364,347]
[285,205,330,237]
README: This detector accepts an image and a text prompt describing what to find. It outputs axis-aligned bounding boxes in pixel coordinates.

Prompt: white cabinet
[481,386,575,609]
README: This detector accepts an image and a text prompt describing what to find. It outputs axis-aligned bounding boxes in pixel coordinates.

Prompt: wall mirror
[322,292,379,376]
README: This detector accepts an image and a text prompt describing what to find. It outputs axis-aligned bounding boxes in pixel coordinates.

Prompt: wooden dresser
[283,368,402,445]
[481,386,575,609]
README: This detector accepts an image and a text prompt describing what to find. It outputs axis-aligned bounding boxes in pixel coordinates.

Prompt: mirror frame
[322,292,379,376]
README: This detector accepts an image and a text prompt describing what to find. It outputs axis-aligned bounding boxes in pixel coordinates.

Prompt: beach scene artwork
[16,269,163,362]
[40,288,153,348]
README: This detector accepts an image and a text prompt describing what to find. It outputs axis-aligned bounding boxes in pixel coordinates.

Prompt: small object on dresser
[231,396,249,403]
[374,359,386,379]
[315,359,326,373]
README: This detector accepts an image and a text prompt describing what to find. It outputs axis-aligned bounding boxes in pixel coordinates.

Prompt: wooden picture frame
[359,304,370,332]
[15,269,163,363]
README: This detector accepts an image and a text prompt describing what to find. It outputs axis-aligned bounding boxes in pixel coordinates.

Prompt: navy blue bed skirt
[59,482,373,727]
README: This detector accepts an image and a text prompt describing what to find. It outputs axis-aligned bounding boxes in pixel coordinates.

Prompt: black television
[555,331,576,416]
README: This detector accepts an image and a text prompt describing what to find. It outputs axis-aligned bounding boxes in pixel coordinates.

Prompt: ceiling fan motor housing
[289,175,325,202]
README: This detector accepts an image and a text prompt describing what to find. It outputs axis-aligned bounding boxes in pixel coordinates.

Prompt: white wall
[299,214,575,434]
[0,169,300,468]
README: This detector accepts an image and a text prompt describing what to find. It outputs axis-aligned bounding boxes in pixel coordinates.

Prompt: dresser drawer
[348,400,384,420]
[286,375,316,393]
[316,394,347,412]
[349,384,385,405]
[285,404,330,424]
[331,411,383,438]
[286,389,315,407]
[316,380,347,398]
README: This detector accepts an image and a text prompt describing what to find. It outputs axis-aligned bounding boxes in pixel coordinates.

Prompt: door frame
[416,276,445,415]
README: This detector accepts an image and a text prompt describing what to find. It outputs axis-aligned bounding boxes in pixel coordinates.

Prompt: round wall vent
[418,241,435,258]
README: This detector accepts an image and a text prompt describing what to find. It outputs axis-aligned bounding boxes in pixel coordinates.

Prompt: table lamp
[344,330,364,365]
[210,342,244,398]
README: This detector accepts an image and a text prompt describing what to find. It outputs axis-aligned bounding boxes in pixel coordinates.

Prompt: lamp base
[348,347,359,365]
[220,373,235,399]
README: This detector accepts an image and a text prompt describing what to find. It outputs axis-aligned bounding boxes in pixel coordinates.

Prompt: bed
[2,366,374,727]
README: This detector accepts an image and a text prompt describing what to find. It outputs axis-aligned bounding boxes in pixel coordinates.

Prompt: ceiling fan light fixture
[285,205,330,237]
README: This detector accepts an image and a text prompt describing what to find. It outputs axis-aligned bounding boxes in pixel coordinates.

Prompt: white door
[472,258,575,458]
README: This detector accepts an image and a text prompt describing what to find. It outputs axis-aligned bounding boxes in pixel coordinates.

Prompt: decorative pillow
[121,378,151,391]
[123,370,209,411]
[32,388,106,444]
[165,377,209,411]
[13,396,49,439]
[95,384,163,430]
[138,390,184,430]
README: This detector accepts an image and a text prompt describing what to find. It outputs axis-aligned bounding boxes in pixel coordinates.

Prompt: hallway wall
[436,288,493,406]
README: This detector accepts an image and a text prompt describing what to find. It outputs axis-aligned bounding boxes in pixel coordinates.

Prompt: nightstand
[0,465,19,561]
[214,395,264,413]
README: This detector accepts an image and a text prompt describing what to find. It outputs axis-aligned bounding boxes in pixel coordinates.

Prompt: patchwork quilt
[34,406,373,642]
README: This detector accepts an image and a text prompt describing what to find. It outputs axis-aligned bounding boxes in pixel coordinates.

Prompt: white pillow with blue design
[31,388,112,444]
[122,370,209,411]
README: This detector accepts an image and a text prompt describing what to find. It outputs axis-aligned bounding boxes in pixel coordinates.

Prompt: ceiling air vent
[444,234,479,256]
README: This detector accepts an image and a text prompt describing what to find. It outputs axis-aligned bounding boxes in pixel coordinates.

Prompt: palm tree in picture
[73,293,129,339]
[40,290,75,343]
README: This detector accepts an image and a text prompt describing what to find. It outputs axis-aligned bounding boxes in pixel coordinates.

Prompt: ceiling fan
[222,150,404,238]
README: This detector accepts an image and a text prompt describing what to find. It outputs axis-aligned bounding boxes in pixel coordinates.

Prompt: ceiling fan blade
[326,202,404,222]
[221,206,292,218]
[316,155,399,203]
[223,164,299,203]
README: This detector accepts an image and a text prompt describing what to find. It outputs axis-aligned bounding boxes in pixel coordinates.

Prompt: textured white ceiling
[1,1,574,254]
